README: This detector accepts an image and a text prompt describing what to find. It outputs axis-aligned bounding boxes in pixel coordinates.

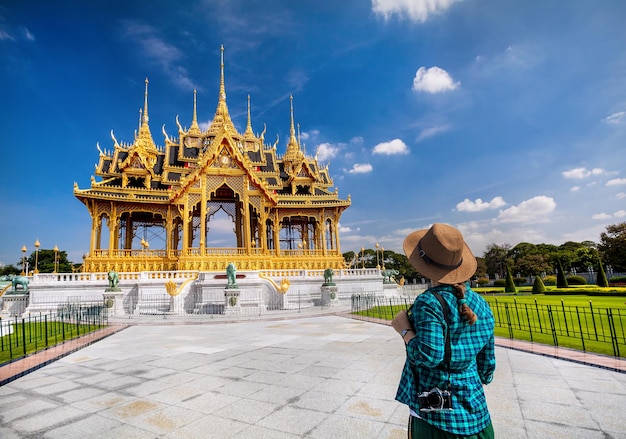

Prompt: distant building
[74,47,350,273]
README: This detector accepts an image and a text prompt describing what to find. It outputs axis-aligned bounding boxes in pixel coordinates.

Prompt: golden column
[53,245,59,273]
[21,245,27,275]
[375,242,380,270]
[34,239,40,274]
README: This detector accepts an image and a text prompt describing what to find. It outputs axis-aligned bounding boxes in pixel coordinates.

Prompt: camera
[418,387,453,412]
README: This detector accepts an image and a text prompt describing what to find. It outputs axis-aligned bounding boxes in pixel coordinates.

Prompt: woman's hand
[391,310,410,334]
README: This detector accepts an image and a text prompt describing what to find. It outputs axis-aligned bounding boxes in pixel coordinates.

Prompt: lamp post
[361,247,365,269]
[53,245,59,273]
[34,239,40,274]
[21,245,27,275]
[381,247,385,270]
[375,243,380,270]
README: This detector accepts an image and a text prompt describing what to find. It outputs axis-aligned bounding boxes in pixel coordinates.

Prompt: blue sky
[1,0,625,266]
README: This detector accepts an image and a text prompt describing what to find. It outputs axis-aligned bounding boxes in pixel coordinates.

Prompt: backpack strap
[431,291,452,371]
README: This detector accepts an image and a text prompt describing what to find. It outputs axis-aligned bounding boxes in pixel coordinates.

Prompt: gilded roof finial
[244,94,254,137]
[189,88,201,135]
[219,45,226,102]
[143,78,149,125]
[285,95,300,160]
[210,45,237,135]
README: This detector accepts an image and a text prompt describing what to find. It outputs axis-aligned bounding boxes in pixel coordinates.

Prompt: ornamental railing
[350,295,626,358]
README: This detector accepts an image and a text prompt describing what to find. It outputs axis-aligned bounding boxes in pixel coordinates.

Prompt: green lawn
[352,293,626,358]
[0,319,106,364]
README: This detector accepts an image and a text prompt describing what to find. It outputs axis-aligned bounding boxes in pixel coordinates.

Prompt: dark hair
[453,283,477,325]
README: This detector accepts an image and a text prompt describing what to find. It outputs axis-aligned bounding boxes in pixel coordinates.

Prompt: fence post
[504,304,514,339]
[561,300,569,337]
[534,299,543,332]
[589,301,599,341]
[547,305,558,347]
[21,318,27,357]
[45,315,49,347]
[606,309,620,357]
[575,306,586,352]
[524,304,533,342]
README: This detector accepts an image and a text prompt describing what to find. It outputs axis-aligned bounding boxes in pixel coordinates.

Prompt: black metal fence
[0,304,108,363]
[350,295,626,358]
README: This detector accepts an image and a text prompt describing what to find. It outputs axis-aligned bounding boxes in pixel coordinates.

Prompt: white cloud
[456,196,506,212]
[604,111,626,124]
[606,178,626,186]
[496,196,556,223]
[413,66,459,93]
[23,27,35,41]
[316,143,339,161]
[562,167,605,179]
[617,192,626,199]
[570,186,581,192]
[593,210,626,220]
[347,163,373,174]
[300,129,319,141]
[416,125,450,142]
[121,20,194,90]
[592,213,613,220]
[338,224,354,233]
[372,0,460,23]
[372,139,409,155]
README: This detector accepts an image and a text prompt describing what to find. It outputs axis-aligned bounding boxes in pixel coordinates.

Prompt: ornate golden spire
[143,77,149,125]
[188,88,201,135]
[134,78,157,153]
[284,95,302,161]
[244,94,254,138]
[209,45,237,135]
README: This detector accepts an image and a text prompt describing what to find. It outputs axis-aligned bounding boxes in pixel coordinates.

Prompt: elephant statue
[323,268,335,286]
[382,269,400,284]
[107,270,120,291]
[226,262,238,288]
[11,275,29,292]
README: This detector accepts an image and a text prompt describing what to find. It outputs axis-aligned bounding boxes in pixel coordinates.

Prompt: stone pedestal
[320,285,339,306]
[169,294,184,315]
[103,290,124,317]
[383,283,400,297]
[224,288,241,315]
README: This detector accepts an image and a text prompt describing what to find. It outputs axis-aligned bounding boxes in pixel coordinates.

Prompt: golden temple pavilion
[74,47,351,273]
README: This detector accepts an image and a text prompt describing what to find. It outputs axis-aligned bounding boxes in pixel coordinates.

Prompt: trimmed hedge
[566,275,587,285]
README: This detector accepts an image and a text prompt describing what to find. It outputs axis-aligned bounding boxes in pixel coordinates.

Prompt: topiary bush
[543,275,556,286]
[566,275,587,285]
[513,277,527,286]
[532,276,546,294]
[505,267,517,293]
[493,279,506,287]
[596,259,609,287]
[556,260,569,288]
[476,278,490,287]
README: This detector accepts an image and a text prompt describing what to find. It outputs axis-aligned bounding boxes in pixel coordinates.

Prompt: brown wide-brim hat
[403,223,477,284]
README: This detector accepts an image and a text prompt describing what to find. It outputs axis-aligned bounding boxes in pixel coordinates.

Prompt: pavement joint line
[1,308,624,388]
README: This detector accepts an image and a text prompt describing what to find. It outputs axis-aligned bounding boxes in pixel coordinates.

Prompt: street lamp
[381,247,385,270]
[361,247,365,269]
[375,243,380,270]
[21,245,27,275]
[34,239,40,274]
[53,245,59,273]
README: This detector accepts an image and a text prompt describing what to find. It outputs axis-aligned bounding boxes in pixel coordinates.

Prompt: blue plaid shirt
[395,284,496,436]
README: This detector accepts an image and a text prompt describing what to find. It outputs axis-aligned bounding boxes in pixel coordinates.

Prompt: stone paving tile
[1,313,625,438]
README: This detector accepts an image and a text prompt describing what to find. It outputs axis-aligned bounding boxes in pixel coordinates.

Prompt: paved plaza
[1,312,625,438]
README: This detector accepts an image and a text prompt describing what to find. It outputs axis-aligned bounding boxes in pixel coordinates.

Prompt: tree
[556,259,568,288]
[598,222,626,272]
[596,258,609,287]
[1,265,20,276]
[505,266,516,293]
[26,249,74,273]
[532,275,546,294]
[483,243,512,279]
